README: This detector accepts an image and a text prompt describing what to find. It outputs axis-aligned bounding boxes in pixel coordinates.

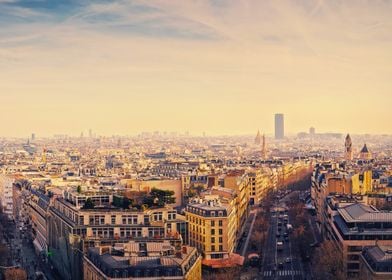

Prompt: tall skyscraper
[274,113,284,139]
[31,133,35,141]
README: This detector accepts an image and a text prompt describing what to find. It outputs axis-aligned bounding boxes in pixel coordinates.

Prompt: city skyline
[1,0,391,137]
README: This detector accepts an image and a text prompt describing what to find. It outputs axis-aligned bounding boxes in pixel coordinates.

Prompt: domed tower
[359,143,372,160]
[345,134,353,161]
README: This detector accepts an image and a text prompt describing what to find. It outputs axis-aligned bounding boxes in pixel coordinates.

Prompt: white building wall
[0,174,15,219]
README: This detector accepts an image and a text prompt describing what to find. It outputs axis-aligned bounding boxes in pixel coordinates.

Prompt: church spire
[254,130,261,145]
[345,134,353,161]
[262,134,267,159]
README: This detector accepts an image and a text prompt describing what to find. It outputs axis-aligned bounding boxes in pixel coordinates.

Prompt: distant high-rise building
[89,129,92,138]
[274,114,284,139]
[31,133,35,141]
[345,134,353,161]
[309,127,315,135]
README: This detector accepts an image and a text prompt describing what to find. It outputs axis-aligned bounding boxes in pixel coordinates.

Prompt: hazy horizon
[1,0,391,137]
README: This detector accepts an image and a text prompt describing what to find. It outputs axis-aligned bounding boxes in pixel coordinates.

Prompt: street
[1,217,60,280]
[261,201,303,280]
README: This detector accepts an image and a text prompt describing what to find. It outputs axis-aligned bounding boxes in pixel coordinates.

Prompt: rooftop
[362,245,392,273]
[338,203,392,223]
[85,241,200,278]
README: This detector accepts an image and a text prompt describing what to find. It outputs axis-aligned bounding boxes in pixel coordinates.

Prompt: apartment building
[322,196,392,279]
[47,190,188,280]
[83,241,201,280]
[359,245,392,280]
[185,192,243,268]
[247,169,271,205]
[0,174,15,219]
[223,171,250,231]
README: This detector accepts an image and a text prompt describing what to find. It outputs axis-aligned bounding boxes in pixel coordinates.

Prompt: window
[347,263,359,270]
[219,220,223,227]
[211,237,215,243]
[111,215,116,224]
[219,229,223,235]
[348,246,362,252]
[211,229,215,235]
[211,221,215,227]
[219,245,223,251]
[168,212,176,220]
[211,245,215,251]
[348,254,359,261]
[153,212,163,221]
[219,237,223,243]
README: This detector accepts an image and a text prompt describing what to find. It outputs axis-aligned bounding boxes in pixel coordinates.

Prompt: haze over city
[1,0,391,137]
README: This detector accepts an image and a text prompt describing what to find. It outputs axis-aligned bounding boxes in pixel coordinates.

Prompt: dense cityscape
[0,113,392,279]
[1,1,391,279]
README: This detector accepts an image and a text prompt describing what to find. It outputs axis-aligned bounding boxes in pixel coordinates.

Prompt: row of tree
[82,188,176,210]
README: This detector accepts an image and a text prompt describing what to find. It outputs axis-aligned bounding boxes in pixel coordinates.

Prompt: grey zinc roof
[338,203,392,222]
[366,246,392,262]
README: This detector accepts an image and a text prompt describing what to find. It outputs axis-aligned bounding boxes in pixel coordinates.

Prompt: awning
[202,253,245,268]
[33,238,43,252]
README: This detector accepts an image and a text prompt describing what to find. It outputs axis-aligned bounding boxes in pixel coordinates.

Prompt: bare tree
[313,240,345,280]
[3,268,27,280]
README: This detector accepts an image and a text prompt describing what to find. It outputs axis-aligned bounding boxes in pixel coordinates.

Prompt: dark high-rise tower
[274,113,284,139]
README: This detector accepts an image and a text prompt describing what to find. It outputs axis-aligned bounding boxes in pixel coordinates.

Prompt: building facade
[83,241,201,280]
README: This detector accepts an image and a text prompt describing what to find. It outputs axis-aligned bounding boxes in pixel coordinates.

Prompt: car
[276,233,281,238]
[310,242,320,247]
[278,261,284,269]
[277,227,282,232]
[35,271,48,280]
[283,232,288,237]
[277,241,284,251]
[285,257,292,263]
[284,236,289,242]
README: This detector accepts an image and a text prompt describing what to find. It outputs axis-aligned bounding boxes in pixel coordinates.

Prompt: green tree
[83,198,95,209]
[143,188,176,207]
[122,197,131,209]
[77,186,82,193]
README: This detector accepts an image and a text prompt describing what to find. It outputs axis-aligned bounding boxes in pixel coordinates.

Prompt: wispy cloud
[0,1,391,136]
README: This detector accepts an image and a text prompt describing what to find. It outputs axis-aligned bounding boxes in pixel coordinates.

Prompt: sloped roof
[338,203,392,222]
[360,144,369,153]
[366,245,392,262]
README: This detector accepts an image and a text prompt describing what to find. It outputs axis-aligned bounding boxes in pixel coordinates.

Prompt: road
[261,193,304,280]
[2,218,60,280]
[236,210,258,256]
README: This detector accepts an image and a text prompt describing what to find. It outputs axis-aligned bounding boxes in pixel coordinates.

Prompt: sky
[0,0,391,137]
